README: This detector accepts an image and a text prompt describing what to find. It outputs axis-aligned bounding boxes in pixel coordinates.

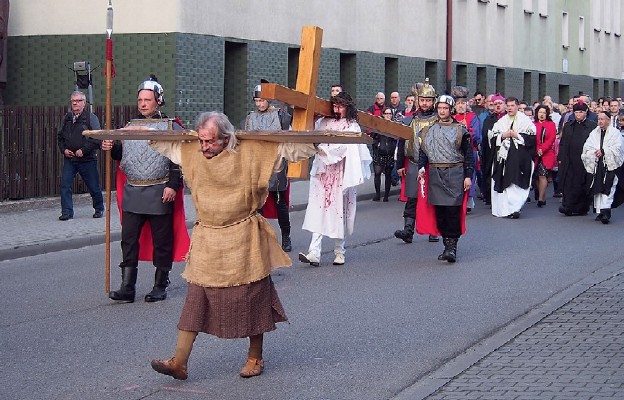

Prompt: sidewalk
[0,178,391,261]
[396,263,624,400]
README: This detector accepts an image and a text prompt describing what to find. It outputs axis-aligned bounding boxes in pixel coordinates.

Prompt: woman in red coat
[533,105,558,207]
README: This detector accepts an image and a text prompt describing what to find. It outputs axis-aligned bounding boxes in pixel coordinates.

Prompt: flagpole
[104,0,114,294]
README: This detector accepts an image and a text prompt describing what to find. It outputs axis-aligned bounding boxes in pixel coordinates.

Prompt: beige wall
[9,0,178,35]
[9,0,624,80]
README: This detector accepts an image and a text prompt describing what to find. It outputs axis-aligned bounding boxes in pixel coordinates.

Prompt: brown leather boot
[239,357,264,378]
[151,357,188,380]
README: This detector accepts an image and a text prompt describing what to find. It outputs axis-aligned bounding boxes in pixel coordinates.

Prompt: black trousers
[434,205,462,239]
[271,190,290,232]
[374,164,393,197]
[402,197,417,219]
[120,211,174,271]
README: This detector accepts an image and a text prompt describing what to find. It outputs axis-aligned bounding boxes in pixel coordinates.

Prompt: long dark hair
[331,91,358,122]
[534,105,552,122]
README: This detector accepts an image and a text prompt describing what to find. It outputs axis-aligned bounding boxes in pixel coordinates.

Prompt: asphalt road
[1,199,621,400]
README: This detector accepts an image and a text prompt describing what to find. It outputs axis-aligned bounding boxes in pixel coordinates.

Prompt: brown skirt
[177,276,288,339]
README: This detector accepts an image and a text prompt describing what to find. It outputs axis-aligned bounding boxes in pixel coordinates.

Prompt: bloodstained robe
[301,117,372,239]
[558,118,596,215]
[151,139,315,288]
[489,112,536,217]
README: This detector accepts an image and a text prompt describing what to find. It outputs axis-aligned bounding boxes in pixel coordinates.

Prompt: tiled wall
[5,33,622,125]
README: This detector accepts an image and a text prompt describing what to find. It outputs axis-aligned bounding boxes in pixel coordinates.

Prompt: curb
[391,261,624,400]
[0,188,400,261]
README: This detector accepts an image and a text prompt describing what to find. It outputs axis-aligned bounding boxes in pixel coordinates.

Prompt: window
[579,17,586,50]
[562,12,569,48]
[523,0,533,14]
[538,0,548,17]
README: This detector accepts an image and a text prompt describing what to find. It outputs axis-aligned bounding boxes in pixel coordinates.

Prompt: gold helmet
[417,78,437,98]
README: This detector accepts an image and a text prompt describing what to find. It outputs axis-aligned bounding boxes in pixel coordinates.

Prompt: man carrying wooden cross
[149,111,319,379]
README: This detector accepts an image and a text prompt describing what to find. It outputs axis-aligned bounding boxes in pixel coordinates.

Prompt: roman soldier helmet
[417,78,437,98]
[137,74,165,105]
[451,86,469,100]
[411,82,423,97]
[253,79,270,100]
[436,94,455,108]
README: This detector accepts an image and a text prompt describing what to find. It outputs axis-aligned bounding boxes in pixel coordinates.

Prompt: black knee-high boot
[145,269,170,302]
[438,237,458,263]
[109,266,138,302]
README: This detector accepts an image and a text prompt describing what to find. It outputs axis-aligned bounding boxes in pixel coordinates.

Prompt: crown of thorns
[331,92,356,107]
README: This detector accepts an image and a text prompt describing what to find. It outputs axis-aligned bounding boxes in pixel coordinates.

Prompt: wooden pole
[104,1,113,295]
[105,59,112,295]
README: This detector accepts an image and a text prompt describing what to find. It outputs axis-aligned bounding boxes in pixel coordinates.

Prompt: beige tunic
[152,139,315,287]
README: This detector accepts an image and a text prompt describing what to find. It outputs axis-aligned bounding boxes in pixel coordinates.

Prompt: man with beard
[298,91,372,266]
[394,78,439,243]
[581,110,624,224]
[416,95,474,263]
[149,112,317,379]
[480,93,506,206]
[451,86,481,211]
[557,101,596,216]
[489,97,536,219]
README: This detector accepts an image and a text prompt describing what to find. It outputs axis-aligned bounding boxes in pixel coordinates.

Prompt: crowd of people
[362,84,624,227]
[57,75,624,382]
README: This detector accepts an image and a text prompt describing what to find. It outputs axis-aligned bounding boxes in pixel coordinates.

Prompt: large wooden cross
[260,25,412,178]
[85,25,413,295]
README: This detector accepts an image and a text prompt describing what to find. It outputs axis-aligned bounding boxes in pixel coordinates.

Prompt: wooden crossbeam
[83,129,372,144]
[261,83,412,141]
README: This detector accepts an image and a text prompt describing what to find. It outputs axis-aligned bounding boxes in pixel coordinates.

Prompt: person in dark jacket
[57,90,103,220]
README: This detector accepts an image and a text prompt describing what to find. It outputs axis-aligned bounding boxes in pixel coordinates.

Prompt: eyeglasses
[71,99,85,103]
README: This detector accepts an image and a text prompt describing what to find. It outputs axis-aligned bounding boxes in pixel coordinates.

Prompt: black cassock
[558,119,596,214]
[491,132,536,193]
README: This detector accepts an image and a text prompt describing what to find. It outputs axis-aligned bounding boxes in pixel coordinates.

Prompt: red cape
[260,181,290,219]
[416,166,468,236]
[115,164,190,262]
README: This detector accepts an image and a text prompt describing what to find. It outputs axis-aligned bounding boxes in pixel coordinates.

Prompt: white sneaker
[333,253,345,265]
[298,252,320,267]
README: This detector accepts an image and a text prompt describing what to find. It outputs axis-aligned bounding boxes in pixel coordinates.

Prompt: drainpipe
[446,0,453,93]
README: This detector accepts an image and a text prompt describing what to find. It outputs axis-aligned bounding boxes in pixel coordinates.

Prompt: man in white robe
[581,110,624,224]
[299,92,372,266]
[489,97,536,218]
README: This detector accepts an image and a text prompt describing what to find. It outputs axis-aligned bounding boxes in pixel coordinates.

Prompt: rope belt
[430,162,463,167]
[127,177,168,185]
[195,211,259,229]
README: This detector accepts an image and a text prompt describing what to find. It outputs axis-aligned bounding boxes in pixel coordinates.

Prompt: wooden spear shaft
[104,2,113,295]
[104,60,111,295]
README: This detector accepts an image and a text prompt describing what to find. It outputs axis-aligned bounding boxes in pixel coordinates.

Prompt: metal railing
[0,105,136,201]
